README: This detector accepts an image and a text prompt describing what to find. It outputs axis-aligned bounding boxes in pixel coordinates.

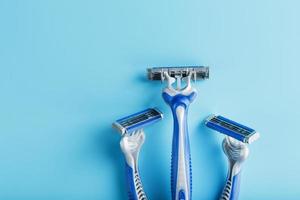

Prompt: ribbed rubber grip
[220,179,232,200]
[220,172,241,200]
[125,163,148,200]
[134,171,147,200]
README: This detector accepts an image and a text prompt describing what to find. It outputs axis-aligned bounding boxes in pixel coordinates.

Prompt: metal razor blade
[147,66,209,82]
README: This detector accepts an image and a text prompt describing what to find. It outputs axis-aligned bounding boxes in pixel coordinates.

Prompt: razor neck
[120,131,145,171]
[228,161,242,179]
[223,137,249,177]
[163,71,196,94]
[162,89,197,109]
[124,150,139,171]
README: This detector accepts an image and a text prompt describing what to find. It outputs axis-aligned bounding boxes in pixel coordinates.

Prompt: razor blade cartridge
[206,115,259,144]
[147,66,209,81]
[113,108,163,135]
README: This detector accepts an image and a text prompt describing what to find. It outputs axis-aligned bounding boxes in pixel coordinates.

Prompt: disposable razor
[148,66,209,200]
[205,115,260,200]
[113,108,163,200]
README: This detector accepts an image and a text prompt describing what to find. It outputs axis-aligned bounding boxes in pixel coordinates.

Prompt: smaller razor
[113,108,163,200]
[205,115,260,200]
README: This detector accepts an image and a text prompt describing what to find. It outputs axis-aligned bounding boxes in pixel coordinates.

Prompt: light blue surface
[0,0,299,199]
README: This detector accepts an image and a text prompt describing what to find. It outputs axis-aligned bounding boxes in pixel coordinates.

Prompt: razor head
[112,108,163,135]
[147,66,209,81]
[205,115,260,144]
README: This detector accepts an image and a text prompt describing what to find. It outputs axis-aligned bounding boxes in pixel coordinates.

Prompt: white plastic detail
[175,106,189,200]
[224,137,249,176]
[120,130,145,169]
[247,132,260,144]
[163,71,196,97]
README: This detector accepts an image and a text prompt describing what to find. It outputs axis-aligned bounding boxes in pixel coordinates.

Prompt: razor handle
[125,163,148,200]
[120,133,148,200]
[163,91,197,200]
[220,166,241,200]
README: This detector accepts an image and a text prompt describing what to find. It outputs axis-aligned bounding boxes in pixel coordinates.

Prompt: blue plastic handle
[230,172,241,200]
[220,171,241,200]
[125,162,138,200]
[163,91,197,200]
[125,162,147,200]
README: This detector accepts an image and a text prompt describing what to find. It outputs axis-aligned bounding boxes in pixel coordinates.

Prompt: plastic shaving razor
[148,66,209,200]
[113,108,163,200]
[205,115,260,200]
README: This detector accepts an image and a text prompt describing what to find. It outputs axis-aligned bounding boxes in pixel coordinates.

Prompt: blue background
[0,0,299,199]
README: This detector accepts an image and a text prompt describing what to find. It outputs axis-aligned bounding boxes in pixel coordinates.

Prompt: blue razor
[148,66,209,200]
[205,115,260,200]
[113,108,163,200]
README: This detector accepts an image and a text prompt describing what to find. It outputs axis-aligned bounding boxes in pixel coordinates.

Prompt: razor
[205,115,260,200]
[113,108,163,200]
[147,66,209,200]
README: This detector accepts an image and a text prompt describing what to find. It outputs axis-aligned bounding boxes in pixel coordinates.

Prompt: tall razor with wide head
[205,115,260,200]
[148,66,209,200]
[113,108,163,200]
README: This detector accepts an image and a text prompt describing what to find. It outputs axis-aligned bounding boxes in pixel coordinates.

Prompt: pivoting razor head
[147,66,209,81]
[112,108,163,135]
[205,115,260,144]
